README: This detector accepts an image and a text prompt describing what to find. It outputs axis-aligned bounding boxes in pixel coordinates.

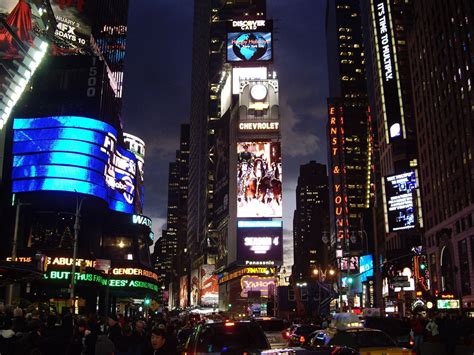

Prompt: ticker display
[237,142,282,218]
[237,220,283,265]
[384,171,417,232]
[12,116,138,214]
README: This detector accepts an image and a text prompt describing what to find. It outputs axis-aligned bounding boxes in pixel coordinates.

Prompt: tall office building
[360,0,424,310]
[293,161,329,281]
[325,0,373,257]
[188,0,267,307]
[408,0,474,302]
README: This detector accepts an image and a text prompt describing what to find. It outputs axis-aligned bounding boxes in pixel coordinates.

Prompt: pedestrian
[107,314,122,348]
[425,317,439,342]
[95,334,115,355]
[145,327,177,355]
[131,320,147,354]
[410,313,425,355]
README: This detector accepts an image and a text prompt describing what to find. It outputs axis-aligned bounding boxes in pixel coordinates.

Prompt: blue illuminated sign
[12,116,138,214]
[237,220,282,228]
[359,254,374,282]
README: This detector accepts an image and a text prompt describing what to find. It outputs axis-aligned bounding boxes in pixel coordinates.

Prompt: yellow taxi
[308,313,414,355]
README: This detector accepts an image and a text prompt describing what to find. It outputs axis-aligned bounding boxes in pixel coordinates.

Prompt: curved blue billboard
[12,116,138,214]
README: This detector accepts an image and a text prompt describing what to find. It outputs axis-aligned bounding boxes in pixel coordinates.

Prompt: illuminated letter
[335,184,341,192]
[330,117,336,125]
[330,128,337,135]
[332,147,338,156]
[335,207,342,216]
[335,196,342,204]
[329,107,335,115]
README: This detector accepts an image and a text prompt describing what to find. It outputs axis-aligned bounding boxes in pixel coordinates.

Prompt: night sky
[121,0,328,268]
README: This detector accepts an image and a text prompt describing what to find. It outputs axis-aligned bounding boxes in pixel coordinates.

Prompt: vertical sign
[372,0,405,142]
[328,103,349,252]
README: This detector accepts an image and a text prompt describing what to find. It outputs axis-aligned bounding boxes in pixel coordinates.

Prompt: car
[288,324,321,347]
[282,324,300,340]
[254,317,288,349]
[308,327,415,354]
[176,327,194,346]
[363,316,414,348]
[183,320,271,353]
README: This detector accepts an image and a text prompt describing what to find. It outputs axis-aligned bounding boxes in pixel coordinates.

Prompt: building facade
[408,0,474,305]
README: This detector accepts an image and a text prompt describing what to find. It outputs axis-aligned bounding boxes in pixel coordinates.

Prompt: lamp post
[70,194,87,316]
[6,196,31,305]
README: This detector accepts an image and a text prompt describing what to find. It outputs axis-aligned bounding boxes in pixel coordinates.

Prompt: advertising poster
[200,264,218,306]
[384,171,417,232]
[190,268,199,306]
[339,256,359,271]
[237,220,283,265]
[237,142,282,218]
[50,0,94,55]
[179,276,188,308]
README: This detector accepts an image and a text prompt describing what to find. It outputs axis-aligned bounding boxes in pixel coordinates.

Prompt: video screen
[237,220,283,265]
[237,142,282,218]
[384,171,417,232]
[227,32,272,62]
[12,116,138,214]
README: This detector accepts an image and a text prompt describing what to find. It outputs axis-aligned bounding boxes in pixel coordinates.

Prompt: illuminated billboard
[372,0,405,142]
[240,275,276,298]
[437,299,460,309]
[383,171,417,232]
[179,276,188,308]
[339,256,359,272]
[12,116,138,214]
[359,254,374,282]
[200,264,218,306]
[237,142,282,218]
[227,20,273,63]
[237,220,283,265]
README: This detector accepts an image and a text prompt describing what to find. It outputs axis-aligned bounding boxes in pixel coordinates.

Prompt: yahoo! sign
[240,275,276,298]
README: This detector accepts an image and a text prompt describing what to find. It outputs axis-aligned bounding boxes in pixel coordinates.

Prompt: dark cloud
[122,1,329,259]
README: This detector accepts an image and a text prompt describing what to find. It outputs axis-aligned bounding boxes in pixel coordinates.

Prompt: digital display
[372,0,404,142]
[12,116,138,214]
[237,142,282,218]
[359,255,374,282]
[384,171,417,232]
[339,256,359,271]
[237,220,283,265]
[227,32,272,62]
[437,299,460,309]
[179,276,188,308]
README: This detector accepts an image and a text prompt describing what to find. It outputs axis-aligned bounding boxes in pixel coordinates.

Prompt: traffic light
[144,298,151,306]
[420,263,427,271]
[347,277,354,285]
[228,303,232,308]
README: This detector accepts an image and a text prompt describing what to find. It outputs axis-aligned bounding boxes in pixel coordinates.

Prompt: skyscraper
[293,161,329,281]
[408,0,473,301]
[187,0,267,308]
[325,0,372,258]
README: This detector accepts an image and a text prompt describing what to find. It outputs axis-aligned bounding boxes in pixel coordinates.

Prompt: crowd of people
[0,305,189,355]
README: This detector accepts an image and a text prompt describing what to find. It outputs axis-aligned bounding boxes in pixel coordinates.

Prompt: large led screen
[227,32,273,62]
[359,254,374,282]
[200,264,218,306]
[12,116,138,214]
[237,220,283,265]
[237,142,282,218]
[384,171,417,232]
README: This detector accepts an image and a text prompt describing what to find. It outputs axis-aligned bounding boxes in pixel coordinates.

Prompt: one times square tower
[0,0,157,315]
[188,0,283,314]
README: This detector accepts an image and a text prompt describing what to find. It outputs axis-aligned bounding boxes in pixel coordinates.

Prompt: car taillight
[299,335,305,343]
[225,322,235,326]
[285,331,290,337]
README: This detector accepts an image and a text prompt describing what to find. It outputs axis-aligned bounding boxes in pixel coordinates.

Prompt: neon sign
[328,103,349,250]
[110,267,158,282]
[239,122,279,131]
